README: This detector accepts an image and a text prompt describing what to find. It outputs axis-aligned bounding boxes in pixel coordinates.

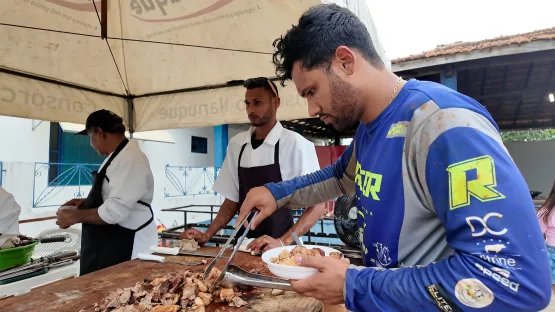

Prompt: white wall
[505,140,555,197]
[138,126,224,230]
[0,117,50,162]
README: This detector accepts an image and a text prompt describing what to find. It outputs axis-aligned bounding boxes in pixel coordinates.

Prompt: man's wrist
[263,185,280,208]
[72,208,84,224]
[204,228,217,240]
[280,235,293,245]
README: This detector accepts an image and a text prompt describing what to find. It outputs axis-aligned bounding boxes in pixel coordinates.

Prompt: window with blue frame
[191,136,208,154]
[48,123,105,186]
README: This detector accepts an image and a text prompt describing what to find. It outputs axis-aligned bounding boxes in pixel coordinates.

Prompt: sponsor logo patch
[454,278,494,308]
[466,213,508,237]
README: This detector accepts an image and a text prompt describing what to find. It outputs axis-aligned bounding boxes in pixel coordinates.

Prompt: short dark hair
[242,77,279,97]
[89,124,126,135]
[272,4,384,86]
[77,109,126,136]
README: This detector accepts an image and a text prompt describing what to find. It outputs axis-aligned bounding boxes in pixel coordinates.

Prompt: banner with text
[133,83,309,131]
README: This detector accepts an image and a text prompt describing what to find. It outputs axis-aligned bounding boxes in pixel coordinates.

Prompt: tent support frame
[100,0,107,39]
[127,97,134,138]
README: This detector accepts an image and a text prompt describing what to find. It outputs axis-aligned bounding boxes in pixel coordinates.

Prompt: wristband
[278,239,284,246]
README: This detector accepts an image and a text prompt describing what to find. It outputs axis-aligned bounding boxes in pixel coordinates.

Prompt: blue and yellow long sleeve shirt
[265,79,551,311]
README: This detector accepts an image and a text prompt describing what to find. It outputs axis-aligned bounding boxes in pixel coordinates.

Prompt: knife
[137,253,203,266]
[0,234,68,244]
[150,246,229,259]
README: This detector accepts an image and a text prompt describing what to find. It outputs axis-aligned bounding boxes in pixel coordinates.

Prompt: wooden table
[0,247,324,312]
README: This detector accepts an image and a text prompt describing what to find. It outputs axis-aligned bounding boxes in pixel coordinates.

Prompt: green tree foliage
[501,128,555,142]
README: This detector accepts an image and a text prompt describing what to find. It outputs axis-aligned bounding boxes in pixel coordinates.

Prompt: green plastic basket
[0,242,38,271]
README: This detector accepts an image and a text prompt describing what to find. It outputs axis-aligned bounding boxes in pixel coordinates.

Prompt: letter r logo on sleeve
[446,155,505,210]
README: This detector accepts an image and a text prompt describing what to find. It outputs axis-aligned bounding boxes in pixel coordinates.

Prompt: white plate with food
[261,245,343,280]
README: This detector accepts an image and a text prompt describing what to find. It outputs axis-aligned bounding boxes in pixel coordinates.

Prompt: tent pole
[101,0,108,39]
[128,97,134,139]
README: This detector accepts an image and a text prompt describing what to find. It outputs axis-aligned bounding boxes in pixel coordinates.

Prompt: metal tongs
[203,210,258,289]
[202,210,293,291]
[223,265,292,291]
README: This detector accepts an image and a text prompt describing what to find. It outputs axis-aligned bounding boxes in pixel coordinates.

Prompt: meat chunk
[194,297,205,306]
[155,279,171,294]
[182,283,198,301]
[179,239,199,251]
[196,279,208,293]
[160,293,180,305]
[229,296,248,308]
[311,248,325,257]
[189,305,205,312]
[212,289,225,303]
[329,251,343,259]
[290,246,309,257]
[92,268,248,311]
[271,289,284,296]
[167,275,183,294]
[219,288,235,302]
[139,294,153,307]
[197,292,213,306]
[271,247,342,266]
[150,305,181,312]
[119,289,132,304]
[180,298,190,309]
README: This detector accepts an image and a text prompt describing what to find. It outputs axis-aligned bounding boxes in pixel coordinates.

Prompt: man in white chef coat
[181,77,326,252]
[0,187,22,249]
[56,109,157,275]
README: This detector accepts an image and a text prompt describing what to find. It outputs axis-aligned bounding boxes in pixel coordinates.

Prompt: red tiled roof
[392,27,555,64]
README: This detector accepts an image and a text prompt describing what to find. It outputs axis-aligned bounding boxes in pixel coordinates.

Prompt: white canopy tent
[0,0,390,132]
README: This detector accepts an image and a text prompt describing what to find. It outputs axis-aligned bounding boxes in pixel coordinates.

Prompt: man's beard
[326,72,362,132]
[249,109,272,127]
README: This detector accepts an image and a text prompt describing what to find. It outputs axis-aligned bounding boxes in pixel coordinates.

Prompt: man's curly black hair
[272,4,384,87]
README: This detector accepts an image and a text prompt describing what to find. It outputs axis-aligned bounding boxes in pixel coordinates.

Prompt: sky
[365,0,555,60]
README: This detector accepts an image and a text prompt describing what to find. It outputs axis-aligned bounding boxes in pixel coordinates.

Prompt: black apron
[79,139,154,276]
[237,140,294,239]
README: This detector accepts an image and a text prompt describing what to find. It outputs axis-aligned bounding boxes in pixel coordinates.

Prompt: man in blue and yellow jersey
[235,4,551,312]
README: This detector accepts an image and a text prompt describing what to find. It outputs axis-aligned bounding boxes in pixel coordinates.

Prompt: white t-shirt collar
[242,121,283,146]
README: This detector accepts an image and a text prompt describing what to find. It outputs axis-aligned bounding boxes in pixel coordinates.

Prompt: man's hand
[247,235,283,253]
[179,228,210,245]
[235,186,277,231]
[61,198,86,209]
[56,207,80,229]
[290,255,350,305]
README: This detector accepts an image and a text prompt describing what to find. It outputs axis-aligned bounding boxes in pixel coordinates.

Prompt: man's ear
[274,96,281,109]
[334,46,356,75]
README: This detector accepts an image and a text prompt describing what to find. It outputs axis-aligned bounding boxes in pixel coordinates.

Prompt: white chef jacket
[0,187,21,246]
[213,121,321,203]
[96,139,157,259]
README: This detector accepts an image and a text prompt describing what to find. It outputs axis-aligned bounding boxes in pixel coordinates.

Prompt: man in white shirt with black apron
[56,110,157,276]
[181,77,326,252]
